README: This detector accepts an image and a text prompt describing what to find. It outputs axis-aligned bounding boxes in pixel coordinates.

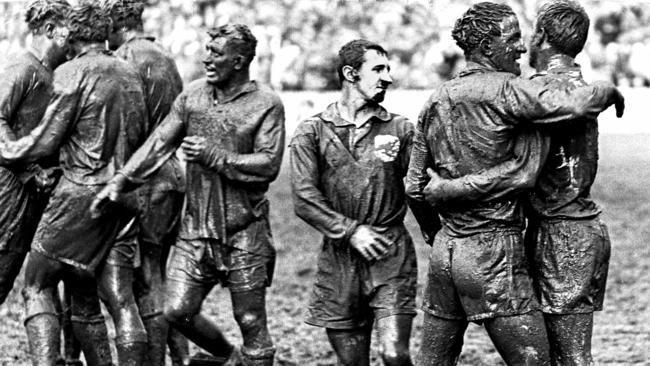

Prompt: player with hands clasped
[290,39,421,366]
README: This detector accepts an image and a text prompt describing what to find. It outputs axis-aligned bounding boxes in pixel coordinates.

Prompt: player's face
[490,15,527,76]
[203,37,239,85]
[49,23,70,65]
[354,49,393,103]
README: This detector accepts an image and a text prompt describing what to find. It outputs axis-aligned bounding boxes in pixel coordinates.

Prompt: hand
[612,87,625,118]
[593,81,625,118]
[33,167,60,194]
[181,135,207,162]
[349,225,392,261]
[423,168,446,207]
[89,174,127,218]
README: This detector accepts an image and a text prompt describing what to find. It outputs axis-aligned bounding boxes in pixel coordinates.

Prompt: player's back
[529,66,600,220]
[53,49,147,185]
[115,37,182,132]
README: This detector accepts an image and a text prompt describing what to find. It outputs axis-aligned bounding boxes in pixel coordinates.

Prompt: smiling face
[489,15,527,75]
[353,49,393,103]
[203,37,240,85]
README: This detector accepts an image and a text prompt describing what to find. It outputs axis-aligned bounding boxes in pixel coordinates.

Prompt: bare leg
[484,311,551,366]
[134,244,168,365]
[231,288,275,365]
[326,325,372,366]
[163,279,233,359]
[98,264,146,366]
[0,249,29,305]
[545,313,594,366]
[22,253,63,366]
[415,313,467,366]
[376,314,414,366]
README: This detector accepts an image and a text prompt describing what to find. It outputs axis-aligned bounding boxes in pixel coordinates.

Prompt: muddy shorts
[166,218,275,293]
[422,228,539,322]
[525,217,610,314]
[306,224,417,330]
[31,177,129,273]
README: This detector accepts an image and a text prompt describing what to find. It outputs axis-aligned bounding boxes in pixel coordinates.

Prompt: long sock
[25,313,61,366]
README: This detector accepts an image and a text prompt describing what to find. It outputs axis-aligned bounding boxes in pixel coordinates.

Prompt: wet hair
[452,2,515,55]
[100,0,145,31]
[337,39,387,83]
[24,0,71,33]
[536,0,589,57]
[207,24,257,66]
[66,1,112,43]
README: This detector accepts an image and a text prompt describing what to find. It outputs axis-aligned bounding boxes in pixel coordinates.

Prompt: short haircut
[67,1,112,43]
[207,24,257,66]
[337,39,387,83]
[536,0,589,57]
[100,0,145,31]
[452,2,516,55]
[24,0,71,33]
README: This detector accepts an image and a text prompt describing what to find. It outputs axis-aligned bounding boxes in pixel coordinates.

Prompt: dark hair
[24,0,71,33]
[452,2,515,55]
[207,24,257,66]
[536,0,589,57]
[100,0,144,31]
[66,1,112,43]
[337,39,387,83]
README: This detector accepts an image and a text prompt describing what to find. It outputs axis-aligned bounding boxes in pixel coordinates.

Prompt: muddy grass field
[1,98,649,365]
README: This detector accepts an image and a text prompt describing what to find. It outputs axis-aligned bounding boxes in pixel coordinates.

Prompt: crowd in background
[2,0,650,88]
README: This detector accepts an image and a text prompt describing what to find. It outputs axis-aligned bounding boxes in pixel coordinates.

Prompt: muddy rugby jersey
[406,61,616,237]
[290,102,414,239]
[119,80,285,256]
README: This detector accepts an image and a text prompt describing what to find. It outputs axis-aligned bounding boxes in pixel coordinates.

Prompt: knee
[163,301,196,327]
[233,308,264,333]
[381,344,412,366]
[22,286,57,318]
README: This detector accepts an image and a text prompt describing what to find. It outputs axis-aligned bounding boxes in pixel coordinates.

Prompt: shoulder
[387,112,414,134]
[252,82,284,108]
[182,78,209,97]
[53,59,82,83]
[292,112,325,141]
[1,52,47,82]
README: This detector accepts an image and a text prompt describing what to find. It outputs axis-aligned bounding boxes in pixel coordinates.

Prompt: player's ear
[342,65,359,83]
[43,21,56,40]
[479,38,492,57]
[234,54,245,70]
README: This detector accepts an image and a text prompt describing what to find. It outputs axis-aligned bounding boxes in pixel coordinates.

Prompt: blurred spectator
[1,0,649,88]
